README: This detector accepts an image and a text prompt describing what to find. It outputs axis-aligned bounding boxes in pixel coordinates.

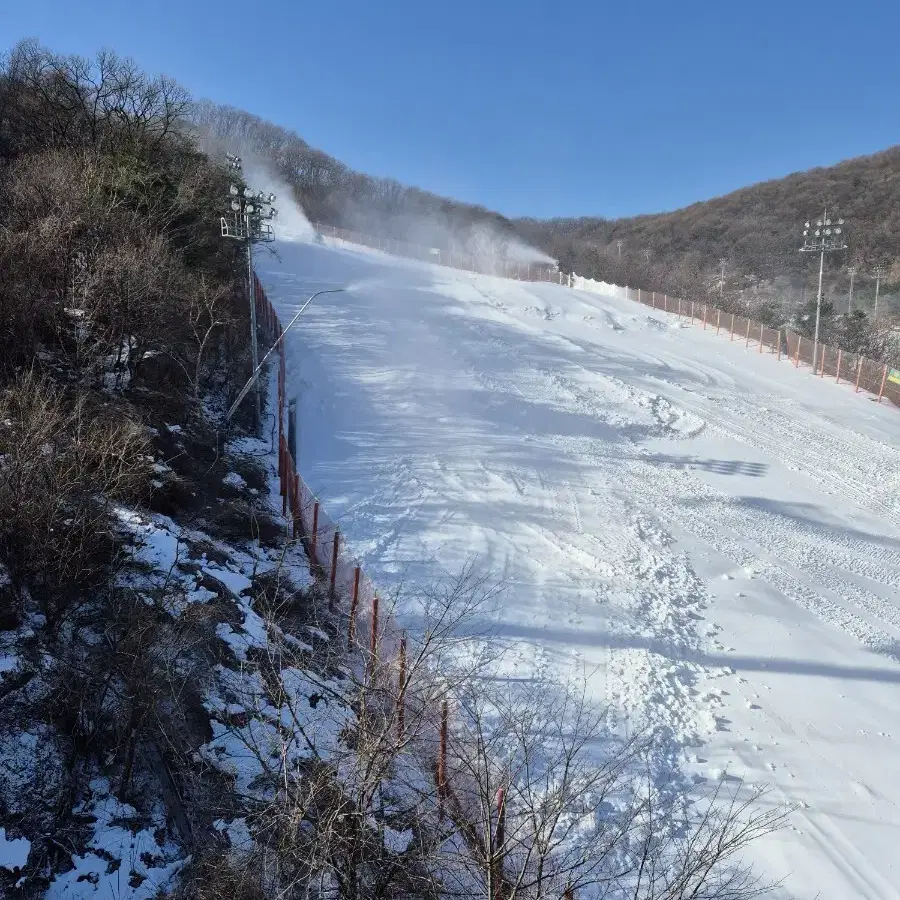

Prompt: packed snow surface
[259,238,900,900]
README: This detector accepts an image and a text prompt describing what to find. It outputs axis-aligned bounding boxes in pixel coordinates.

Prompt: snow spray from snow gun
[225,287,346,424]
[342,277,387,293]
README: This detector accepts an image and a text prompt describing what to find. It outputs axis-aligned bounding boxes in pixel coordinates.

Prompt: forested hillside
[192,100,900,365]
[517,146,900,309]
[190,101,530,260]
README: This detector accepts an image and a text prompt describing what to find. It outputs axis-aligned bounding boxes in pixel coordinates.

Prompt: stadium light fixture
[800,207,848,374]
[220,154,280,430]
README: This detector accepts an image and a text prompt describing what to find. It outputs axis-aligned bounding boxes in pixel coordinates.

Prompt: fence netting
[303,224,898,410]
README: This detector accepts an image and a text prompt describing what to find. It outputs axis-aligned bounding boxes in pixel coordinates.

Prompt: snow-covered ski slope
[259,238,900,900]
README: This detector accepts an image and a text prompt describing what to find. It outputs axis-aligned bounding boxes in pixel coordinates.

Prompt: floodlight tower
[800,209,847,374]
[220,154,278,430]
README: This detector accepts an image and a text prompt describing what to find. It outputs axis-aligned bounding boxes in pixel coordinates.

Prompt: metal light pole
[719,258,727,302]
[800,209,847,374]
[224,288,345,424]
[220,154,278,431]
[616,239,623,259]
[846,265,856,314]
[873,265,886,321]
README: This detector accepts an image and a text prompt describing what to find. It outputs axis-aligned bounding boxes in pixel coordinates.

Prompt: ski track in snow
[260,239,900,900]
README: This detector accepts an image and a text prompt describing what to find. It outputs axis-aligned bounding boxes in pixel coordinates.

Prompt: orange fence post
[438,699,448,807]
[347,567,360,648]
[493,785,507,886]
[836,349,842,384]
[795,336,801,368]
[369,594,380,662]
[777,330,782,361]
[878,365,888,402]
[396,633,407,742]
[310,501,319,562]
[281,447,288,517]
[855,358,863,392]
[330,530,340,598]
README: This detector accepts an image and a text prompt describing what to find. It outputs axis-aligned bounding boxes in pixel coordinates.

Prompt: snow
[205,563,252,597]
[196,663,352,795]
[215,602,267,660]
[0,827,30,871]
[259,238,900,900]
[223,471,247,489]
[213,817,254,856]
[383,826,413,854]
[117,509,185,574]
[44,779,183,900]
[0,654,17,674]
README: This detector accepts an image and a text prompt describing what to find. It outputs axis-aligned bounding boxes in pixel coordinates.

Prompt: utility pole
[873,265,886,321]
[220,153,278,431]
[719,258,727,302]
[846,265,856,314]
[800,209,847,374]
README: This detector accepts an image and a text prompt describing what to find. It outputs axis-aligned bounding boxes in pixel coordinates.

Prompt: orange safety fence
[672,303,897,406]
[256,269,508,838]
[307,225,898,409]
[587,272,897,407]
[253,273,402,658]
[254,263,897,879]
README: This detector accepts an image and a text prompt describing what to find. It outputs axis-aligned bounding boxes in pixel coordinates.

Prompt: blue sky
[3,0,899,219]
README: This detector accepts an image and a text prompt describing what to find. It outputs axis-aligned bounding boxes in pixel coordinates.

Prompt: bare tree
[0,371,149,628]
[432,676,788,900]
[184,557,786,900]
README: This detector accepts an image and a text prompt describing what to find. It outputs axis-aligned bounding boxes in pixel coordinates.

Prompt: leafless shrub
[191,562,785,900]
[436,676,788,900]
[0,370,150,626]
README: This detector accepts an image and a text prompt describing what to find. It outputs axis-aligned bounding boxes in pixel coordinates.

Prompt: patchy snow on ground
[44,779,184,900]
[196,661,352,797]
[223,470,248,490]
[0,827,30,872]
[258,238,900,900]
